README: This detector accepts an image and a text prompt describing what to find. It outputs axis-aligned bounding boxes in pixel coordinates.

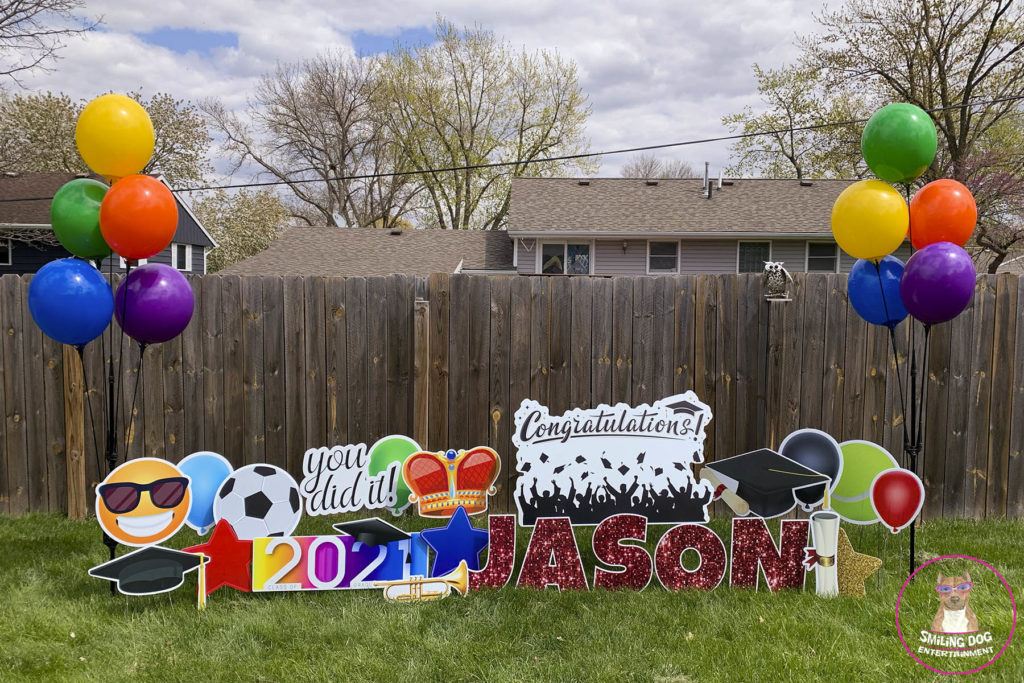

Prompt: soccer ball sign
[213,464,301,540]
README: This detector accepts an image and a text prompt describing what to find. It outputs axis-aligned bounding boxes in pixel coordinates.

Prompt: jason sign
[513,392,714,525]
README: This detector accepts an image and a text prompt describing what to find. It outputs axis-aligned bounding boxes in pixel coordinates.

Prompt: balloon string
[124,343,147,457]
[874,261,911,452]
[915,325,932,451]
[76,344,104,482]
[112,261,132,463]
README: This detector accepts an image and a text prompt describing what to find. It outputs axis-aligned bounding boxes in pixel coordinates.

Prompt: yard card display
[513,393,714,525]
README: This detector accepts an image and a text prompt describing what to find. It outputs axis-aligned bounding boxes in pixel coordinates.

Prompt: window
[807,242,838,273]
[648,241,679,273]
[118,256,148,269]
[540,242,591,274]
[172,243,192,272]
[737,241,770,273]
[0,239,11,266]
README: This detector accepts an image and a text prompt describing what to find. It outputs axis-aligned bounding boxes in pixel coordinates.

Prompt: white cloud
[15,0,825,180]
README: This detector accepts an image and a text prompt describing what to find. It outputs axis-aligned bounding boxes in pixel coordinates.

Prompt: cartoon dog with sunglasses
[932,571,979,633]
[96,458,192,547]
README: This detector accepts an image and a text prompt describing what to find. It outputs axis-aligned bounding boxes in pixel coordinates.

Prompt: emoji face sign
[96,458,192,547]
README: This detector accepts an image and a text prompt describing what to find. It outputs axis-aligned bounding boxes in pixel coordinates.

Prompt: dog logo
[932,571,979,634]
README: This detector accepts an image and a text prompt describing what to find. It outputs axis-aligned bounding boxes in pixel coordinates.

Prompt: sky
[14,0,827,184]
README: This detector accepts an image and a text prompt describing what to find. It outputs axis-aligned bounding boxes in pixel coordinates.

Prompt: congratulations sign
[513,393,714,525]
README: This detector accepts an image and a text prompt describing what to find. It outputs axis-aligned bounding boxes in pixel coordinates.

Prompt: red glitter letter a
[516,517,588,591]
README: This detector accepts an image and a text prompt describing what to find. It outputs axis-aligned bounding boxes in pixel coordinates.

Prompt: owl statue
[762,261,793,300]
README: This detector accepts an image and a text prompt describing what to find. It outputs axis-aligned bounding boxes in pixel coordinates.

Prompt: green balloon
[861,103,937,184]
[50,178,110,260]
[367,435,420,513]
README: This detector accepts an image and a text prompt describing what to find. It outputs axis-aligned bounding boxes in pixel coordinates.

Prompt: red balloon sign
[870,469,924,533]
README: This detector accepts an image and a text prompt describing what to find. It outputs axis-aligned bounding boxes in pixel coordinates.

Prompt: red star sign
[184,519,253,595]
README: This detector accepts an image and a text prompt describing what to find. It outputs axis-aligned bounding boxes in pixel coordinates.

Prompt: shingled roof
[219,227,515,277]
[508,177,856,235]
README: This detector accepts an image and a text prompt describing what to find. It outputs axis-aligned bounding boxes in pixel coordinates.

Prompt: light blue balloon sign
[178,451,233,535]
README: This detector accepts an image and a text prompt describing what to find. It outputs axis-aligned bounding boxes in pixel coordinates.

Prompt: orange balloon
[908,179,977,249]
[99,175,178,260]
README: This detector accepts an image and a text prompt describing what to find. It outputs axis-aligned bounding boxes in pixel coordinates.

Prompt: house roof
[219,227,515,277]
[0,171,216,248]
[508,177,857,236]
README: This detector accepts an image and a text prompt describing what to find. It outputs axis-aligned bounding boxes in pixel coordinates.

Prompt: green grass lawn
[1,513,1020,682]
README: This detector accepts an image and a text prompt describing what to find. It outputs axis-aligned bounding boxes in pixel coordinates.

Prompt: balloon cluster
[28,94,194,347]
[833,103,977,328]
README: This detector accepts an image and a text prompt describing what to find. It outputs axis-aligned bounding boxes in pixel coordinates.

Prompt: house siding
[510,235,921,276]
[594,239,647,275]
[679,240,735,274]
[517,238,538,274]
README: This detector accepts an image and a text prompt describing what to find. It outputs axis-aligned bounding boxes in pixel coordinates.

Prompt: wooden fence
[1,272,1022,520]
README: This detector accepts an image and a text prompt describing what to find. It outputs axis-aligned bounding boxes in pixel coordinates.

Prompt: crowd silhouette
[516,473,711,525]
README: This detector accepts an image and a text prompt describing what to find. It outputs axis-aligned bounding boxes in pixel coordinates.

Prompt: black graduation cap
[89,545,202,596]
[333,517,411,547]
[665,399,703,416]
[600,457,613,469]
[704,449,830,518]
[637,452,646,464]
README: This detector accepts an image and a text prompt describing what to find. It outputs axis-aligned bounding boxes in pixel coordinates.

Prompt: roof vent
[645,180,659,186]
[74,172,89,178]
[722,180,734,186]
[3,171,18,177]
[389,228,403,235]
[799,179,814,187]
[577,180,590,186]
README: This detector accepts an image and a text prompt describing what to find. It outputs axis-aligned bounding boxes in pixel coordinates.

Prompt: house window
[0,239,11,266]
[540,242,591,274]
[737,241,771,273]
[648,241,679,273]
[118,256,148,269]
[172,243,192,272]
[807,242,838,273]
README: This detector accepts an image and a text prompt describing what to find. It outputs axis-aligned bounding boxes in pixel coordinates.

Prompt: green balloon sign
[861,103,937,184]
[50,178,110,260]
[367,435,420,514]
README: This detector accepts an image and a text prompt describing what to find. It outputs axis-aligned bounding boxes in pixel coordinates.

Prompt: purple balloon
[114,263,194,344]
[899,242,976,324]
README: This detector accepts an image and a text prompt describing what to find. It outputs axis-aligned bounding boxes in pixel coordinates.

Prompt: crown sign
[402,447,500,517]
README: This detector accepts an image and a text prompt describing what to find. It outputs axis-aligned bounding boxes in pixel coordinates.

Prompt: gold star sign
[836,528,883,598]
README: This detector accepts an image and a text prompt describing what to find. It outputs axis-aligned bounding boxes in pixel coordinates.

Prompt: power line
[3,93,1024,204]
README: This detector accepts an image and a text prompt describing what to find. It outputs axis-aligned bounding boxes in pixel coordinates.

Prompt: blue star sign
[421,505,489,577]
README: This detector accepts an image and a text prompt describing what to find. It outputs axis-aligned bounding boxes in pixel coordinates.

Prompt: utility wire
[2,92,1024,203]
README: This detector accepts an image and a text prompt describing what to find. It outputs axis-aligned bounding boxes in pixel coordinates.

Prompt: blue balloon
[178,451,233,535]
[27,258,113,346]
[848,255,909,328]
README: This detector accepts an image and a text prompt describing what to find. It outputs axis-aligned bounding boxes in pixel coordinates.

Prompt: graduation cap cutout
[665,399,703,415]
[89,545,202,596]
[702,448,830,519]
[333,517,411,547]
[637,452,646,464]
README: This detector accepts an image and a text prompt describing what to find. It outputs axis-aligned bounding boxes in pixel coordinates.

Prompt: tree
[190,189,291,272]
[0,90,212,186]
[202,52,418,229]
[803,0,1024,177]
[722,64,869,179]
[377,18,594,230]
[0,0,99,84]
[620,152,696,178]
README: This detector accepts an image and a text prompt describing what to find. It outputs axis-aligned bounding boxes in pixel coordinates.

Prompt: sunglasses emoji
[96,458,192,547]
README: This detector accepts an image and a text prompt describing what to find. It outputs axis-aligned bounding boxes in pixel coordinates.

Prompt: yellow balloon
[830,179,909,261]
[75,94,154,181]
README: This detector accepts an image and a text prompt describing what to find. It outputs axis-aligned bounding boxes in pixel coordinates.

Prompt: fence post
[62,345,87,519]
[413,298,430,448]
